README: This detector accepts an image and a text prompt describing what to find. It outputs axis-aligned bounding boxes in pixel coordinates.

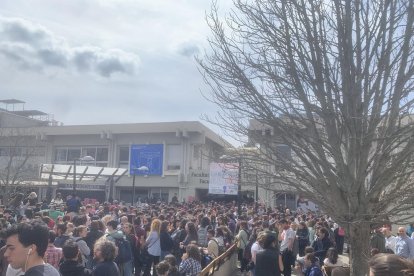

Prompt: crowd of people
[0,191,413,276]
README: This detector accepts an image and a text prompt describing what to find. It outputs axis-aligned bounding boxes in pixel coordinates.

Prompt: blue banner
[130,144,164,175]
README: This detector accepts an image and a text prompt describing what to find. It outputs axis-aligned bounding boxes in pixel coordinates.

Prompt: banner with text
[208,162,239,195]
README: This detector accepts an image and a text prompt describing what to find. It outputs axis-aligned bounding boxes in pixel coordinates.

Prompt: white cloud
[0,16,140,77]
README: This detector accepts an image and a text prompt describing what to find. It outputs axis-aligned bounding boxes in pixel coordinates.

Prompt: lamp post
[132,166,149,206]
[73,155,95,193]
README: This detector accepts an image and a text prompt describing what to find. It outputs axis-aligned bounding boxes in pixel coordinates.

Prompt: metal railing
[200,243,238,276]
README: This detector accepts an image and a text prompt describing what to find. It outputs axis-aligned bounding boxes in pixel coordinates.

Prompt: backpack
[112,236,133,264]
[197,226,209,247]
[243,238,255,261]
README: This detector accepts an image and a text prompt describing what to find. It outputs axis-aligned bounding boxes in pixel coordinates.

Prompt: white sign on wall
[208,162,239,195]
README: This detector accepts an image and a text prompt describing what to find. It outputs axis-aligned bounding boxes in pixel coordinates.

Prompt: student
[59,240,91,276]
[92,240,120,276]
[3,220,60,276]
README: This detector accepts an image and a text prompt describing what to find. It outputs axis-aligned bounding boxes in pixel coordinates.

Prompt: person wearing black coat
[160,221,174,260]
[59,240,92,276]
[255,232,283,276]
[311,228,333,266]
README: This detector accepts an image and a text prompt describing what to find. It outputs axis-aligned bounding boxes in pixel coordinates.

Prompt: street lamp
[73,155,95,193]
[131,166,149,206]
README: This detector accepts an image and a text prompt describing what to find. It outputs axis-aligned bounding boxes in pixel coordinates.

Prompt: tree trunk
[348,222,371,276]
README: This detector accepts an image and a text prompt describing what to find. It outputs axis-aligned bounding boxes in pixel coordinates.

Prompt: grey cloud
[0,16,140,77]
[177,43,200,57]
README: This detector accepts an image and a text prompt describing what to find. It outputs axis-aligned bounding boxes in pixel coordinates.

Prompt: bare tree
[0,129,44,205]
[198,0,414,275]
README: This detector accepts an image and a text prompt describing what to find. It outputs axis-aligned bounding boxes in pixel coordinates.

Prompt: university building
[0,100,230,204]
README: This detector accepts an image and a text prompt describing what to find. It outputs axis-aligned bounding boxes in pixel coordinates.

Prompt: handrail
[200,243,238,276]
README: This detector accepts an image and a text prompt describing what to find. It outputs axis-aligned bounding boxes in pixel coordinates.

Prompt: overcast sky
[0,0,234,138]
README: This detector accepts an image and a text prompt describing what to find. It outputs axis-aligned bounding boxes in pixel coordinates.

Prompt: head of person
[73,225,88,238]
[94,240,117,263]
[369,253,414,276]
[155,261,170,276]
[398,227,407,238]
[3,221,49,271]
[160,220,169,233]
[150,219,161,234]
[207,229,215,240]
[48,230,57,244]
[304,246,314,254]
[186,244,201,262]
[318,227,328,239]
[279,219,290,230]
[106,220,118,232]
[304,253,319,268]
[262,232,277,249]
[62,240,80,260]
[164,254,177,267]
[123,222,133,235]
[186,222,197,236]
[326,247,339,264]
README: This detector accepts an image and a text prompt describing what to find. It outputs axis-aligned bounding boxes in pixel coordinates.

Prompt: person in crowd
[164,254,179,276]
[160,221,174,260]
[236,221,249,273]
[312,227,333,266]
[106,220,133,276]
[382,227,397,254]
[72,225,91,266]
[155,261,170,276]
[255,232,283,276]
[370,226,386,254]
[369,253,414,276]
[3,220,60,276]
[204,229,219,259]
[85,220,104,266]
[92,239,120,276]
[297,221,310,257]
[50,193,64,206]
[323,247,344,267]
[178,244,202,276]
[181,222,198,248]
[144,219,161,276]
[59,240,91,276]
[395,227,414,259]
[295,246,316,276]
[66,195,81,214]
[44,230,63,269]
[279,219,296,276]
[304,253,323,276]
[53,223,70,248]
[250,231,266,276]
[333,224,345,255]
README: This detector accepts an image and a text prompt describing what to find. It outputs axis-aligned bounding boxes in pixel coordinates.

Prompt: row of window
[54,145,184,170]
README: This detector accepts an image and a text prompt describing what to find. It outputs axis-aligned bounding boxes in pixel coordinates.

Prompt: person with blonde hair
[369,253,414,276]
[143,219,161,276]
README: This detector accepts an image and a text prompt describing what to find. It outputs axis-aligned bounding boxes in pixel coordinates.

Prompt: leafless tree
[198,0,414,274]
[0,129,44,205]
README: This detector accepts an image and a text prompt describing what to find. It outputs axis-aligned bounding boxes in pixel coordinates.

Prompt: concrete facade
[0,108,230,204]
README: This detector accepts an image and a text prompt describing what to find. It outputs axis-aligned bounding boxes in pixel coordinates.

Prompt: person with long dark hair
[255,232,283,276]
[297,222,310,257]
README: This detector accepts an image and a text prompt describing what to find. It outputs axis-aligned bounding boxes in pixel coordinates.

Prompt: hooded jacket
[59,260,91,276]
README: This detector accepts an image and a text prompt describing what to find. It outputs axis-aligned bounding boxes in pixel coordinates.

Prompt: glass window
[55,148,67,161]
[119,146,129,162]
[67,149,81,161]
[96,148,108,161]
[166,145,181,170]
[81,148,96,159]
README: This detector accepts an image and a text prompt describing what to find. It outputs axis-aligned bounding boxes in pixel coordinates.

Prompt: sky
[0,0,234,140]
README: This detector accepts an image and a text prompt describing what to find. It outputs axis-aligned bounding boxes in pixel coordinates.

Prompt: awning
[40,164,128,183]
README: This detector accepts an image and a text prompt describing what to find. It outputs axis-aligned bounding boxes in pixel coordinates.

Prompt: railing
[200,243,238,276]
